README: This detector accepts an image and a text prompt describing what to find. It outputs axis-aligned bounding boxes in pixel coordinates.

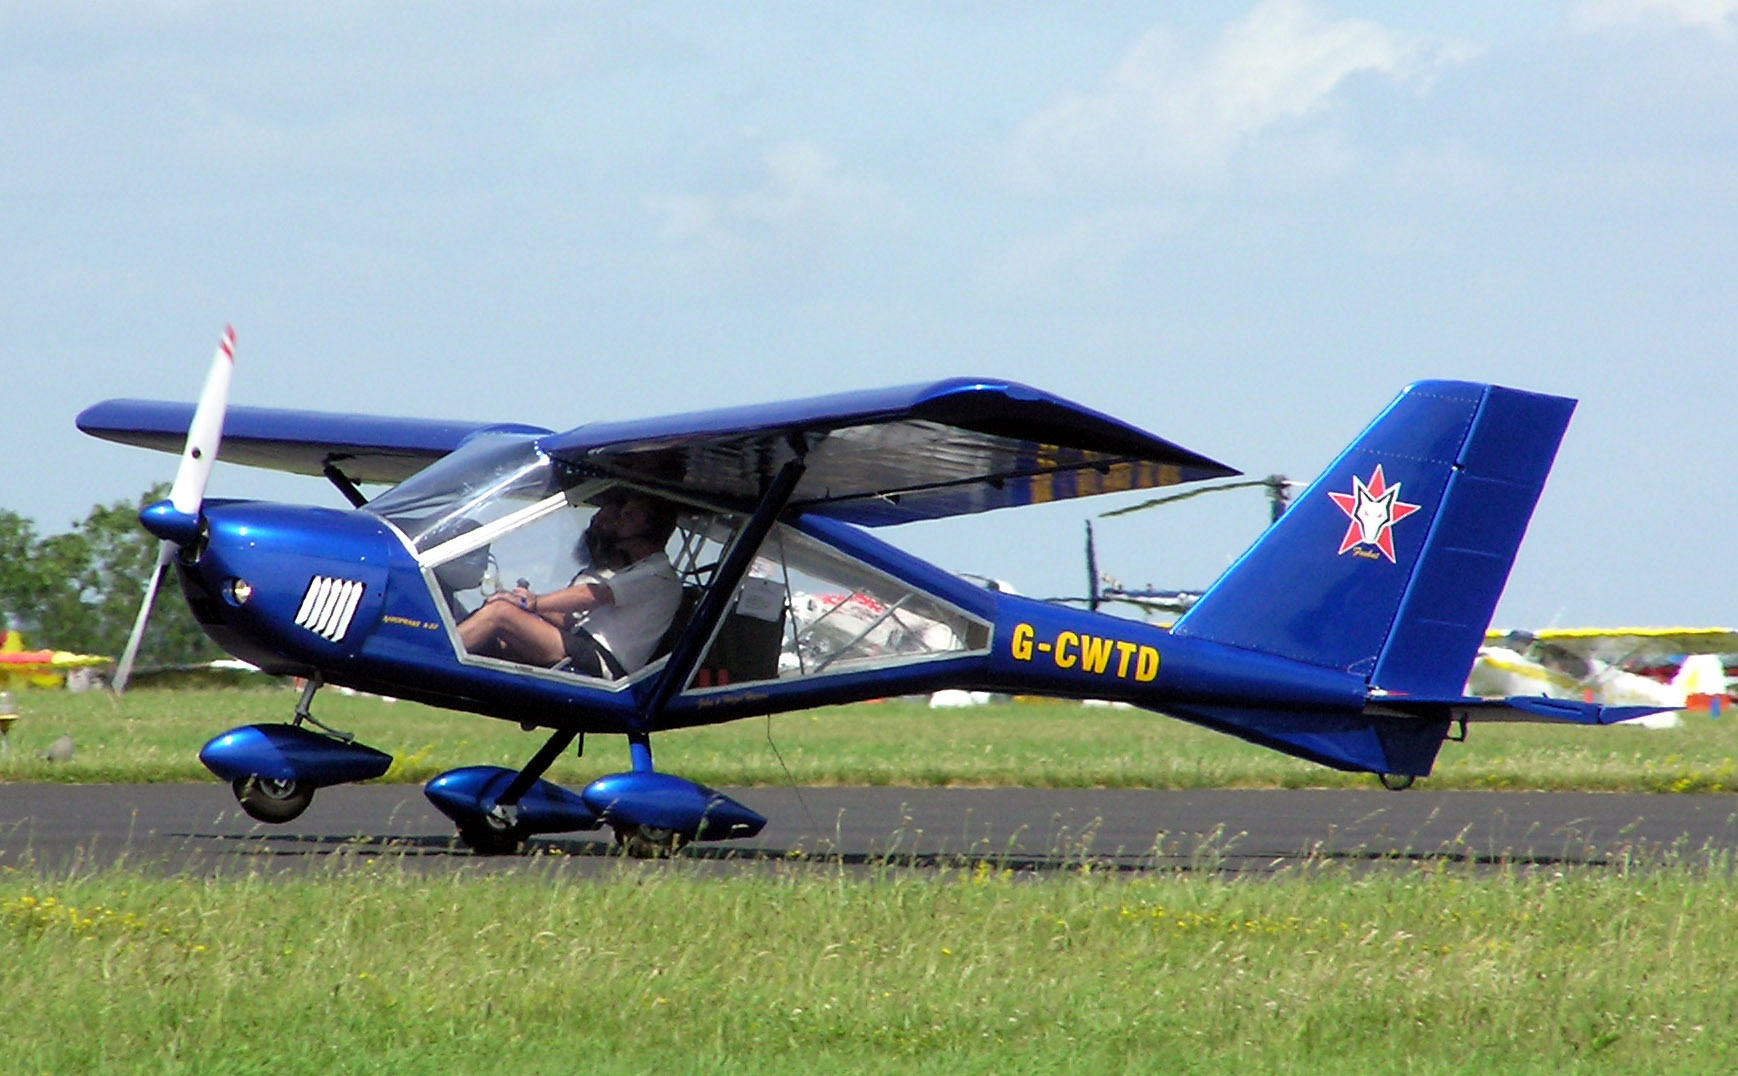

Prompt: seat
[652,585,786,687]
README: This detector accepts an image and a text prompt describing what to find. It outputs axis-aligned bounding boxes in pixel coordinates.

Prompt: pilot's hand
[485,587,536,610]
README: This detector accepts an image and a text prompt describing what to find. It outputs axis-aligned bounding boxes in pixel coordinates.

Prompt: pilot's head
[582,489,679,567]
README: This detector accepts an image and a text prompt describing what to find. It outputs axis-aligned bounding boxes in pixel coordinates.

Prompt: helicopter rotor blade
[1098,477,1275,519]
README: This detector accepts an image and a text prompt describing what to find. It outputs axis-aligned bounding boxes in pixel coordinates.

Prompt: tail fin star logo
[1328,465,1420,563]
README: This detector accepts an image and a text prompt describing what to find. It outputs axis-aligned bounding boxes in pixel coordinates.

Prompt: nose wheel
[233,776,315,823]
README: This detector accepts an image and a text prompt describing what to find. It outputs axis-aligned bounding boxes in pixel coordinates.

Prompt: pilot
[458,488,682,678]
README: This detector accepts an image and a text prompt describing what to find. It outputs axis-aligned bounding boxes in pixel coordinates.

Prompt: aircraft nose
[186,502,396,668]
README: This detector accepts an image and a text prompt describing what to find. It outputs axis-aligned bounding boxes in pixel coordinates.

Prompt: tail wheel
[1378,773,1416,791]
[613,824,688,859]
[233,776,315,823]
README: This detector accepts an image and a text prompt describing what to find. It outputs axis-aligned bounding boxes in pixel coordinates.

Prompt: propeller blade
[113,541,174,694]
[168,325,236,516]
[119,326,235,692]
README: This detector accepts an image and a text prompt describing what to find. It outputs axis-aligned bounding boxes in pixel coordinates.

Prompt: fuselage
[173,497,1371,747]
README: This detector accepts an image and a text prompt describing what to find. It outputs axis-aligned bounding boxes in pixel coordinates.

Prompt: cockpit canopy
[365,433,558,553]
[367,433,992,689]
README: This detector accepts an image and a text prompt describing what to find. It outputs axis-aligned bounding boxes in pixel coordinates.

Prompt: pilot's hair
[603,487,679,548]
[631,491,681,548]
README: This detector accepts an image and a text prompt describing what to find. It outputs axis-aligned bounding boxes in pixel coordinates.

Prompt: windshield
[365,434,560,551]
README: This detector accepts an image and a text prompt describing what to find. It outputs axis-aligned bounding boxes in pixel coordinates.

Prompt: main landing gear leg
[458,727,580,855]
[290,673,354,741]
[613,733,687,859]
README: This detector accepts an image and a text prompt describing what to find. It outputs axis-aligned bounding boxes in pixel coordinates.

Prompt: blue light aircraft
[77,330,1664,855]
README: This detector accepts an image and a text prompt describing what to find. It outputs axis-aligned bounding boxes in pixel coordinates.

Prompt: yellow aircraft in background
[0,629,111,690]
[1467,627,1736,727]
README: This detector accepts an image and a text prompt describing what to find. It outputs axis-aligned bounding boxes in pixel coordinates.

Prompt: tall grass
[1,853,1733,1074]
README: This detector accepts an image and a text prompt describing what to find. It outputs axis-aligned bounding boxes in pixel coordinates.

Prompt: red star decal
[1327,464,1421,563]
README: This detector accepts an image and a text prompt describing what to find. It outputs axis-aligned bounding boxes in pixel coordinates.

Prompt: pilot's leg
[458,601,567,665]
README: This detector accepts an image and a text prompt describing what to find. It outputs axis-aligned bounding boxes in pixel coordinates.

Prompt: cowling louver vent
[295,576,366,642]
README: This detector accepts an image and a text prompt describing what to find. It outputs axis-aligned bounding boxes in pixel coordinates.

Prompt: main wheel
[613,824,689,859]
[457,816,524,856]
[233,776,315,823]
[1378,773,1416,791]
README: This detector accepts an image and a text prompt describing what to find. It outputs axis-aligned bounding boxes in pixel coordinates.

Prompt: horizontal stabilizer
[1372,694,1676,726]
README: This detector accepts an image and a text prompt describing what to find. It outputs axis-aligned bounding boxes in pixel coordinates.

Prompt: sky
[3,1,1733,629]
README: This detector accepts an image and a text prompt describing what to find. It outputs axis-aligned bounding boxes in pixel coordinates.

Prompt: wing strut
[322,461,369,508]
[642,442,810,727]
[474,443,806,824]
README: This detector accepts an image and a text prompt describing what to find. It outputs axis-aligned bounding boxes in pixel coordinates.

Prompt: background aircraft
[1468,628,1735,726]
[0,629,110,691]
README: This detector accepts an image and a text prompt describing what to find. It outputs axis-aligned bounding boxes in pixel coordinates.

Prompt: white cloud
[647,141,896,255]
[1008,0,1477,192]
[1571,0,1738,37]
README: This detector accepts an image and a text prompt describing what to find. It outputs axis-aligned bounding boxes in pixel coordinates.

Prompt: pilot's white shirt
[567,552,681,673]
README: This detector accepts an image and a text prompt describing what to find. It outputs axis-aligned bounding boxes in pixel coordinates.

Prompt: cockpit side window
[388,449,987,688]
[677,522,990,691]
[415,481,744,684]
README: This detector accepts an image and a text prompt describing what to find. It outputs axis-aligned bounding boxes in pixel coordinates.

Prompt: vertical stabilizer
[1172,381,1574,696]
[1673,654,1727,697]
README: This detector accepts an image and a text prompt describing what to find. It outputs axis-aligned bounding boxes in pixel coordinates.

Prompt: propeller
[113,326,235,693]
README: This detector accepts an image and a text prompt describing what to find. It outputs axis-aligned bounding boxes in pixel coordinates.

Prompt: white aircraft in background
[1467,628,1737,728]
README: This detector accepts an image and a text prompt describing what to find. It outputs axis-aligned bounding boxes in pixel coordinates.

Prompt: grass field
[2,854,1735,1074]
[4,685,1737,1074]
[1,683,1735,793]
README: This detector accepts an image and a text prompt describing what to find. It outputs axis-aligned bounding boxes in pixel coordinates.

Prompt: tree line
[0,484,220,668]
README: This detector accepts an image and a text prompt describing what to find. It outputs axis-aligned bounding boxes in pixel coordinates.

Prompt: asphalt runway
[3,783,1737,878]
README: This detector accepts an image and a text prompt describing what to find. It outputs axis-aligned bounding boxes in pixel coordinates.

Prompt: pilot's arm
[485,581,615,621]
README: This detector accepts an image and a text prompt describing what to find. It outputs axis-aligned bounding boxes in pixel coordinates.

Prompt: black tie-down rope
[764,714,820,840]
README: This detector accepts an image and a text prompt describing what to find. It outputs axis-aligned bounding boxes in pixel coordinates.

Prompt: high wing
[76,400,552,486]
[80,379,1237,524]
[1485,627,1738,663]
[542,377,1237,525]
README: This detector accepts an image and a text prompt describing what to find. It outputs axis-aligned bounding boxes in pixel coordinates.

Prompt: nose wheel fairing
[200,723,394,787]
[200,723,394,823]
